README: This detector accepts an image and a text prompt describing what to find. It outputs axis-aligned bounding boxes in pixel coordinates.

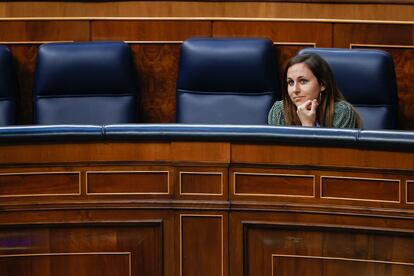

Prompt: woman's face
[286,62,325,107]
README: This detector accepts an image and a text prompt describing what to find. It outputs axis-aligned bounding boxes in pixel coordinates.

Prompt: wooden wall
[2,18,414,129]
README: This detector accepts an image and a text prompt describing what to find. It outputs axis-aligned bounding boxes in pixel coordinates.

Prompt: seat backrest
[176,38,281,124]
[299,48,398,129]
[33,41,138,124]
[0,45,18,126]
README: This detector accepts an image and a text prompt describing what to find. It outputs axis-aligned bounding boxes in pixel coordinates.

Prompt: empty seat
[176,37,281,124]
[33,41,138,124]
[0,45,18,126]
[299,48,398,129]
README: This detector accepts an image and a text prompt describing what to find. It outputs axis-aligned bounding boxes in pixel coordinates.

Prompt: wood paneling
[321,176,400,202]
[0,222,162,276]
[179,171,223,195]
[130,43,179,123]
[0,21,89,42]
[213,21,332,47]
[91,20,211,41]
[233,172,315,197]
[245,223,414,276]
[180,215,224,276]
[0,172,80,197]
[1,2,414,21]
[86,171,170,195]
[333,23,414,48]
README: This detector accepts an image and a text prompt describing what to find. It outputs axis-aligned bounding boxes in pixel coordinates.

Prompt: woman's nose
[293,82,300,92]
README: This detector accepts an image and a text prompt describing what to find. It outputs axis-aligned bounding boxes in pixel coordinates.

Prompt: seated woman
[268,53,361,128]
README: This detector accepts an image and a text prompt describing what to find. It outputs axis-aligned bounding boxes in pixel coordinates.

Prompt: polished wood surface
[0,139,414,275]
[1,2,414,21]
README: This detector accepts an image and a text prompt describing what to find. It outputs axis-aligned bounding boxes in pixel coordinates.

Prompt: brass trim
[179,171,224,196]
[85,170,170,195]
[0,252,132,275]
[351,43,414,48]
[272,254,414,275]
[126,40,182,44]
[233,172,315,198]
[0,171,81,198]
[406,180,414,204]
[179,214,224,276]
[320,175,401,203]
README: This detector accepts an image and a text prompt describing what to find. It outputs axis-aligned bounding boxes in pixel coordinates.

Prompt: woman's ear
[320,84,326,92]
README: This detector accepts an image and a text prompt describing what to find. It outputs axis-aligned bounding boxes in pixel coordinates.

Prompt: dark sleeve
[332,101,357,128]
[268,101,285,126]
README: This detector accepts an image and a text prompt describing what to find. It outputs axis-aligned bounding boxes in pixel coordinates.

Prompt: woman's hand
[296,99,319,127]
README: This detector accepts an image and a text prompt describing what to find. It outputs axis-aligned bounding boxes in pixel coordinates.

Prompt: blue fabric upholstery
[298,48,398,129]
[176,38,281,124]
[33,41,138,124]
[0,45,18,126]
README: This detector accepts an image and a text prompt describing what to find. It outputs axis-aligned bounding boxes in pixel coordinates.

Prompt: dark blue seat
[176,38,280,124]
[0,45,18,126]
[299,48,398,129]
[33,41,138,124]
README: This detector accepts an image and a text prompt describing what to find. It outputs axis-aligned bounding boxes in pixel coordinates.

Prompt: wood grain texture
[213,21,332,47]
[130,43,180,123]
[333,23,414,48]
[1,2,414,21]
[91,20,211,41]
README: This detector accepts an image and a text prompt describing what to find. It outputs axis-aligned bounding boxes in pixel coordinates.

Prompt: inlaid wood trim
[179,214,224,276]
[406,180,414,204]
[320,175,401,203]
[271,254,414,275]
[85,170,170,195]
[233,172,316,198]
[0,171,81,198]
[179,171,224,196]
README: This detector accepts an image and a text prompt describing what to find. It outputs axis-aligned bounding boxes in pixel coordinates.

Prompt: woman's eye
[287,80,294,86]
[300,79,308,84]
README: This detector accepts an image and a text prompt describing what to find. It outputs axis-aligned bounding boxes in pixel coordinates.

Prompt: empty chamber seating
[299,48,398,129]
[33,41,138,124]
[0,45,18,126]
[176,38,281,124]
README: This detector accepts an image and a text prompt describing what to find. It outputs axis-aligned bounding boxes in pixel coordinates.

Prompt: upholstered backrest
[33,41,138,124]
[0,45,18,126]
[176,38,280,124]
[299,48,398,129]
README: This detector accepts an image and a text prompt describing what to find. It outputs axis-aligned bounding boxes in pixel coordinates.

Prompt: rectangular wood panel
[234,172,314,197]
[321,176,400,202]
[92,20,211,41]
[86,171,169,194]
[180,172,223,195]
[0,253,130,276]
[0,172,80,197]
[333,23,413,48]
[180,215,223,276]
[213,21,332,47]
[245,223,414,276]
[0,21,89,42]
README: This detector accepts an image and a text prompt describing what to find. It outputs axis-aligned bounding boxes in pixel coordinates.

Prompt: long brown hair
[282,53,361,128]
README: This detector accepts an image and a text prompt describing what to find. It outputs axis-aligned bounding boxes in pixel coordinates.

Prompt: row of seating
[0,38,399,129]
